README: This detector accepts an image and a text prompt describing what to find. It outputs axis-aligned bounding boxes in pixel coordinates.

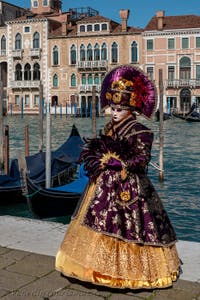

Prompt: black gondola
[26,164,88,219]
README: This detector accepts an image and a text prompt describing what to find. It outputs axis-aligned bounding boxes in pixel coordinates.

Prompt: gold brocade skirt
[55,183,180,290]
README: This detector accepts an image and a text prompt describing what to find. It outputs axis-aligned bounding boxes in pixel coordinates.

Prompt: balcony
[77,60,108,70]
[0,50,7,57]
[10,80,40,89]
[12,49,23,59]
[166,79,200,89]
[78,84,101,93]
[30,48,41,58]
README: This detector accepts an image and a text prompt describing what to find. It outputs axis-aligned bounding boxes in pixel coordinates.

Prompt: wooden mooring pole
[159,69,164,182]
[39,83,44,152]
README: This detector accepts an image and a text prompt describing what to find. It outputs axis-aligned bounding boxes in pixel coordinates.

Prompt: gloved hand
[104,157,122,171]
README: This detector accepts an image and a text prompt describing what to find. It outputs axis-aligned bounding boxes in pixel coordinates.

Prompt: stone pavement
[0,216,200,300]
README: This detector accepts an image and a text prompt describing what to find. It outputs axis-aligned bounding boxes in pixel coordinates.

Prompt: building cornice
[143,29,200,37]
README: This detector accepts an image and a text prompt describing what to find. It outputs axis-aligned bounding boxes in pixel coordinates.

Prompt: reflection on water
[1,114,200,243]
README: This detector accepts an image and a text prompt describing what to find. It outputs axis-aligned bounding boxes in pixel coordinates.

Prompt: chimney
[61,22,67,35]
[119,9,130,32]
[156,10,165,30]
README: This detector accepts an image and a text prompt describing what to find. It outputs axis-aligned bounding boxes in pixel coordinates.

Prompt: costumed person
[55,65,181,290]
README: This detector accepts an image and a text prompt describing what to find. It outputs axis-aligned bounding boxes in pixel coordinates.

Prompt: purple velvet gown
[55,114,180,289]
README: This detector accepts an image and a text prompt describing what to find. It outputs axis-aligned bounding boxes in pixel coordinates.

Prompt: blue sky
[8,0,200,28]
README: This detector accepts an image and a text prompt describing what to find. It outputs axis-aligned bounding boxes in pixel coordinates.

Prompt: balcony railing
[0,50,7,57]
[30,48,41,58]
[166,79,200,88]
[78,84,101,93]
[77,60,108,70]
[12,49,23,59]
[10,80,40,89]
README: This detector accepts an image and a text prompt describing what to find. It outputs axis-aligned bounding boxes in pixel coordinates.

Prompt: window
[147,67,154,81]
[168,38,175,49]
[182,38,189,49]
[87,44,93,61]
[25,95,30,106]
[111,42,118,63]
[94,43,100,61]
[80,44,85,61]
[24,26,30,33]
[43,0,48,6]
[179,57,191,79]
[53,74,58,87]
[168,66,175,80]
[196,37,200,48]
[15,64,22,80]
[71,74,76,86]
[33,32,40,49]
[88,74,93,85]
[87,24,92,32]
[131,41,138,63]
[34,95,40,106]
[70,45,76,65]
[1,35,6,50]
[101,43,107,60]
[33,63,40,80]
[15,33,22,50]
[53,45,59,65]
[147,39,153,51]
[80,25,85,32]
[102,23,108,31]
[24,63,31,80]
[94,24,100,31]
[81,74,86,85]
[15,95,20,105]
[94,74,99,84]
[33,0,38,7]
[196,65,200,79]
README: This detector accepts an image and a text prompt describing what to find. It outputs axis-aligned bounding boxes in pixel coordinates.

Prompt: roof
[145,14,200,31]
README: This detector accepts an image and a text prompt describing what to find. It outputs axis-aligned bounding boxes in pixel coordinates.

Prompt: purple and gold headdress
[100,65,157,118]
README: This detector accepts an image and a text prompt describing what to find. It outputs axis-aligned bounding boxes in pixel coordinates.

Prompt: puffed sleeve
[125,130,153,173]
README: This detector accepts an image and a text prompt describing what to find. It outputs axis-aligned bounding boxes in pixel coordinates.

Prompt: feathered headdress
[100,65,157,118]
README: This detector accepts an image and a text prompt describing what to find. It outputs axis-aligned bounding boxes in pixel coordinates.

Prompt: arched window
[94,73,99,84]
[53,74,58,87]
[24,63,31,80]
[71,74,76,86]
[53,45,59,65]
[81,74,86,84]
[33,32,40,49]
[94,43,100,61]
[88,74,93,85]
[70,44,76,65]
[33,63,40,80]
[179,57,191,79]
[111,42,118,63]
[1,35,6,50]
[15,33,22,50]
[80,44,85,61]
[131,41,138,63]
[15,64,22,80]
[101,43,107,60]
[87,44,93,61]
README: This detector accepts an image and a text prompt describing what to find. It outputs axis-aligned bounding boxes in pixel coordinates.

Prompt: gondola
[26,164,88,219]
[0,124,84,205]
[0,159,25,204]
[172,110,200,122]
[155,109,171,121]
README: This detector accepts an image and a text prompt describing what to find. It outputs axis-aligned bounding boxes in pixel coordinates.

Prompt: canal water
[0,114,200,243]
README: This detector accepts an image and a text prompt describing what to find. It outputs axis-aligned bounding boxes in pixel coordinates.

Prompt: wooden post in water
[4,125,9,175]
[92,85,97,138]
[25,125,29,157]
[38,83,43,152]
[0,81,3,173]
[159,69,164,181]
